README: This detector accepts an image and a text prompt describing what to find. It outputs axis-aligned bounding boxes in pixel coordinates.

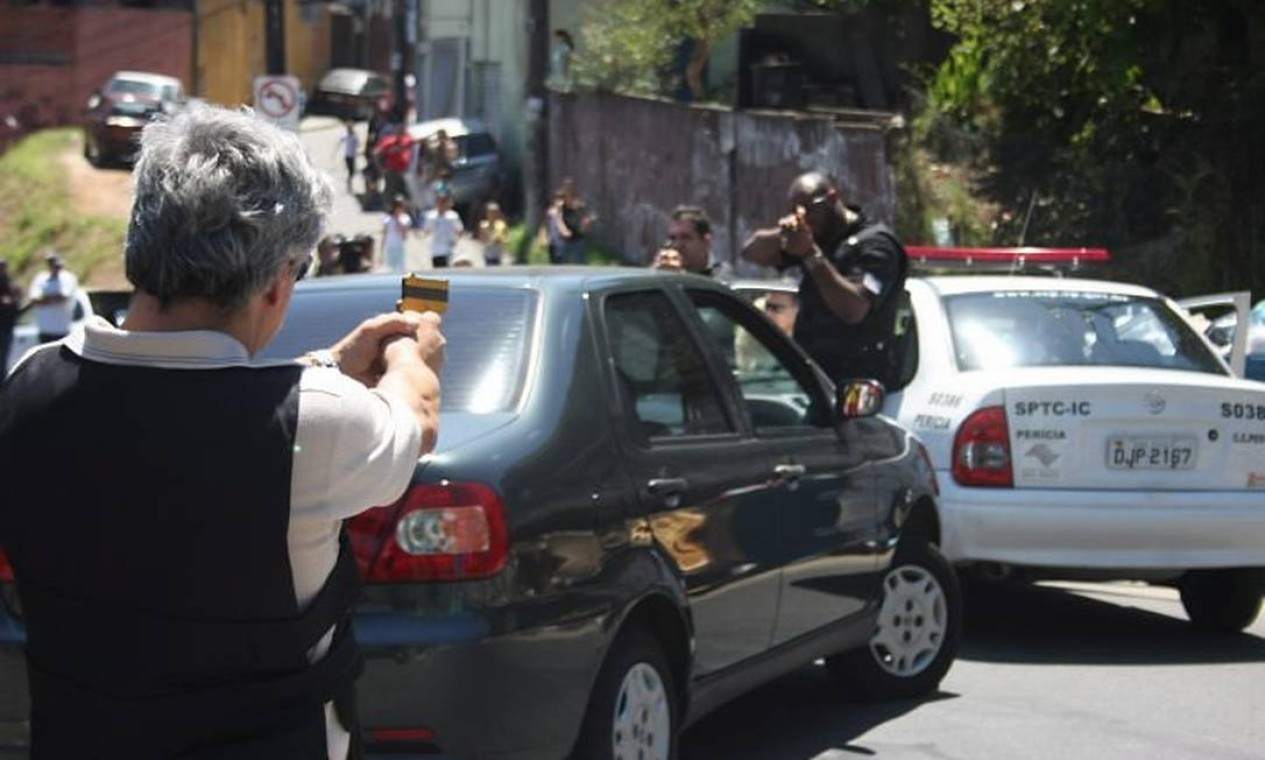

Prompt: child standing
[477,202,510,266]
[381,195,412,273]
[420,187,465,268]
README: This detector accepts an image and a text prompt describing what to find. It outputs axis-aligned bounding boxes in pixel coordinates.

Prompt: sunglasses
[292,254,313,282]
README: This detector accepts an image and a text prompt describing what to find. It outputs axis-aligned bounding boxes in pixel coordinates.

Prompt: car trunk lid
[1002,368,1265,490]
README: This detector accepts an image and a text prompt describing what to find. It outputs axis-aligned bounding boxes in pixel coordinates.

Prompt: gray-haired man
[0,104,444,759]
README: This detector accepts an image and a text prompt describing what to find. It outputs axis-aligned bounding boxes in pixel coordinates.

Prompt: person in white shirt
[0,103,444,760]
[420,187,465,268]
[27,251,79,344]
[381,195,413,274]
[335,121,359,191]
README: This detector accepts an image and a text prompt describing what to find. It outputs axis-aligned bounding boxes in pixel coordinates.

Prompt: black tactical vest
[793,222,909,386]
[0,346,363,759]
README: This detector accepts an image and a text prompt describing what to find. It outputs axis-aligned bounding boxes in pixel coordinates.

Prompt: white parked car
[736,249,1265,632]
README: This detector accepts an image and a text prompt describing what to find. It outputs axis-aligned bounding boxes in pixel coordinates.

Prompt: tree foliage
[572,0,760,100]
[924,0,1265,296]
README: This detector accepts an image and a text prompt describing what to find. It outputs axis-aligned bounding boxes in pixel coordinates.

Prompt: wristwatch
[303,348,339,369]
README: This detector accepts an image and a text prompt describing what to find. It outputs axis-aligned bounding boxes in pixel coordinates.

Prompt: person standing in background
[27,251,79,344]
[336,121,359,191]
[477,202,509,266]
[381,195,413,274]
[559,178,594,265]
[420,187,465,269]
[0,258,22,374]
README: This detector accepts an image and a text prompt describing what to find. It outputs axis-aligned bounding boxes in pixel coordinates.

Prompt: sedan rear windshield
[258,286,537,413]
[944,290,1226,374]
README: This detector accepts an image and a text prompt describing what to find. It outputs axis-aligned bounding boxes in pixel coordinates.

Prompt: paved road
[298,115,485,270]
[681,579,1265,759]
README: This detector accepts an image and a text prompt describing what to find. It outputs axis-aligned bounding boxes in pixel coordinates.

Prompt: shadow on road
[680,663,955,759]
[681,581,1265,758]
[959,580,1265,666]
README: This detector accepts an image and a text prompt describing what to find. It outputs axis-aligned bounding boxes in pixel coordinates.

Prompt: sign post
[253,75,302,133]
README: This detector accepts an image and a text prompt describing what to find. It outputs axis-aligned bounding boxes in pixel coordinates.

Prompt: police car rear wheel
[827,540,961,700]
[1179,568,1265,633]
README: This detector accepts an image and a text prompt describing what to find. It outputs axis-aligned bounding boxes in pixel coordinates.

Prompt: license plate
[1106,436,1197,470]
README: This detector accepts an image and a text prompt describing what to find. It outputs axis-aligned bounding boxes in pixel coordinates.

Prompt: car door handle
[647,477,688,496]
[773,463,807,482]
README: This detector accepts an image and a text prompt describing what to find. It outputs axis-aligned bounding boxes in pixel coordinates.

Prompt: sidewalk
[299,115,485,270]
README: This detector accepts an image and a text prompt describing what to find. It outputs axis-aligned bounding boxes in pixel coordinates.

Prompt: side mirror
[835,379,885,419]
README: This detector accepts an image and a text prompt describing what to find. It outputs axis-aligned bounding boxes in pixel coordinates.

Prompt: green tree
[924,0,1265,296]
[573,0,760,101]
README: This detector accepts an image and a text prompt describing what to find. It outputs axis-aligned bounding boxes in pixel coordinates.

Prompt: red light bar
[907,246,1110,265]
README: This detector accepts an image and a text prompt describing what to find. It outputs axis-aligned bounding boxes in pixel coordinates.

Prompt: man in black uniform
[742,171,908,387]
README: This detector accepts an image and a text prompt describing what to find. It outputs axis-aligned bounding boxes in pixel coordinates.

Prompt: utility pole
[519,0,549,262]
[391,0,410,123]
[264,0,286,75]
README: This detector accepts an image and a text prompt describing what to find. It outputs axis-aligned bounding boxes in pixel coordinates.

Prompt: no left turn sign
[253,75,302,132]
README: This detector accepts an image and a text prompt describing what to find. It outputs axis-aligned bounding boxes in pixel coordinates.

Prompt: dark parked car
[306,68,393,121]
[0,268,958,759]
[406,117,504,218]
[82,71,185,166]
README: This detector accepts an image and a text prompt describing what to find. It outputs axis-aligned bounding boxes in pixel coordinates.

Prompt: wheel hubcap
[870,561,947,677]
[611,662,671,760]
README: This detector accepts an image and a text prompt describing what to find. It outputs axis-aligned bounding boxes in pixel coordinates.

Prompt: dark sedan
[0,268,958,759]
[82,70,185,166]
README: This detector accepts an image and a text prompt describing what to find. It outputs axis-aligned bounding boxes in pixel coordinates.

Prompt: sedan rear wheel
[574,626,677,760]
[827,540,961,700]
[1179,568,1265,633]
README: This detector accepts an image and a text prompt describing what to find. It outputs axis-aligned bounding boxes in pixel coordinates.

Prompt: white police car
[737,247,1265,632]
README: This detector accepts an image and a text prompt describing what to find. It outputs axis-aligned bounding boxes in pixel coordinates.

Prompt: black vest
[0,346,363,759]
[794,222,909,386]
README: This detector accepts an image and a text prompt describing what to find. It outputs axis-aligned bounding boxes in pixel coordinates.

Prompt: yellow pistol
[398,274,450,314]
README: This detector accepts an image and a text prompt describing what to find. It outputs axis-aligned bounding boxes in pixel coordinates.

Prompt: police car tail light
[349,482,509,582]
[952,406,1014,487]
[0,548,12,583]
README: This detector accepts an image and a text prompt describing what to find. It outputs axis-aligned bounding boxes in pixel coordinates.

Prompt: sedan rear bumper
[0,608,606,760]
[354,610,605,760]
[938,479,1265,571]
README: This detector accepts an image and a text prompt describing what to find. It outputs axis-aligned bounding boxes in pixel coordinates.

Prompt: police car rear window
[944,290,1225,374]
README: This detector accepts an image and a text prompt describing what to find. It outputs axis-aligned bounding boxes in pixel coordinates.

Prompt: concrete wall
[548,90,898,269]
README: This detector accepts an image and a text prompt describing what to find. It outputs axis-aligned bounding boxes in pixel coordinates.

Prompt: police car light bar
[906,246,1111,273]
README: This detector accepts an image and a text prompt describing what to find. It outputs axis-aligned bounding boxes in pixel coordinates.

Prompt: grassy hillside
[0,129,128,287]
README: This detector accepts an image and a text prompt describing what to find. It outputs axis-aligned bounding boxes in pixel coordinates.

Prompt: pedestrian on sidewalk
[0,258,22,375]
[27,251,79,344]
[477,202,509,266]
[419,186,464,269]
[382,194,413,274]
[335,121,359,191]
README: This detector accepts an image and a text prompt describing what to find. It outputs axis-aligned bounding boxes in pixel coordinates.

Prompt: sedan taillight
[348,482,509,582]
[0,548,12,583]
[952,405,1013,487]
